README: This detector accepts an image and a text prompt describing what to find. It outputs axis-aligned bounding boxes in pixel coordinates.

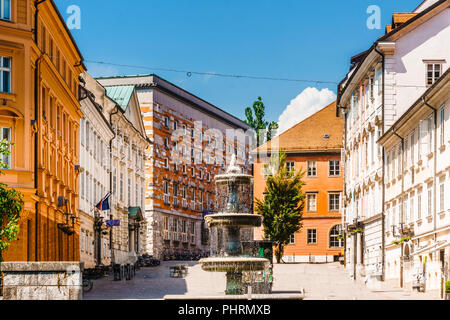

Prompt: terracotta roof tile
[253,101,344,154]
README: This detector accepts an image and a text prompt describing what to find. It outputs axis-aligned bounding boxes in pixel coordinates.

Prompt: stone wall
[0,262,82,300]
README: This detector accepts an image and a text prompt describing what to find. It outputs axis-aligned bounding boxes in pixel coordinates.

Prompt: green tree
[0,139,23,262]
[244,97,278,146]
[255,151,305,263]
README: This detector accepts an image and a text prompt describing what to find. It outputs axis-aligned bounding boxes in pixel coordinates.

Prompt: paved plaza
[82,261,439,300]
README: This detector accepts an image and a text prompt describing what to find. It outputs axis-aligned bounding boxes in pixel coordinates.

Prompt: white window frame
[307,160,317,177]
[425,62,442,86]
[307,193,317,212]
[307,229,317,244]
[329,193,340,211]
[0,127,11,168]
[329,160,340,176]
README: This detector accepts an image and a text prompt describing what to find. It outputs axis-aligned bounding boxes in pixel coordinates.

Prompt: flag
[95,192,111,211]
[106,219,120,227]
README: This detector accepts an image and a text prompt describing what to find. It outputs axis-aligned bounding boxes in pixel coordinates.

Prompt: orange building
[0,0,85,262]
[252,102,345,263]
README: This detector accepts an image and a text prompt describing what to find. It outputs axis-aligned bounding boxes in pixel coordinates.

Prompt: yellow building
[0,0,85,262]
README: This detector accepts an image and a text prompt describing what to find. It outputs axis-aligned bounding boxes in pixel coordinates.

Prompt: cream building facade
[337,0,449,288]
[379,69,449,298]
[78,72,114,268]
[82,75,150,265]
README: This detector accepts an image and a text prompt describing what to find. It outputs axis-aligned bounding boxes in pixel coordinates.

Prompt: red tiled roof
[253,101,343,154]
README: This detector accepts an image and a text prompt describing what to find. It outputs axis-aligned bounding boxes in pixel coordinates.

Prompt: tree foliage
[0,139,23,262]
[255,151,305,263]
[244,97,279,146]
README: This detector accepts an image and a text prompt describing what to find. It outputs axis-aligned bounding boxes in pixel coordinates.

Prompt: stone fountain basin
[214,173,253,186]
[205,213,262,228]
[200,257,269,273]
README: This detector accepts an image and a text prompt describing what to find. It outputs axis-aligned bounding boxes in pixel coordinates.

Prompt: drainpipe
[374,46,386,282]
[109,105,119,265]
[33,0,47,262]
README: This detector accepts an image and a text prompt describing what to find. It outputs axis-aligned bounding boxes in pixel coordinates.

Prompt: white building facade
[380,69,449,298]
[82,75,150,265]
[337,0,449,288]
[78,72,115,268]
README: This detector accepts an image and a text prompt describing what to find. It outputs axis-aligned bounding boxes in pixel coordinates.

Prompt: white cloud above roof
[277,87,336,135]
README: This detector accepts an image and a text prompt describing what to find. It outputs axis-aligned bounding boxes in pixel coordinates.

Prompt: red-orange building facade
[253,102,345,262]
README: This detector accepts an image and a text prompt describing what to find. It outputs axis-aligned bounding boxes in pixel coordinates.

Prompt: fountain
[164,155,304,300]
[199,155,269,295]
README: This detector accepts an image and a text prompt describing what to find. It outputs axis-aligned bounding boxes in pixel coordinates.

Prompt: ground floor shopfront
[385,228,450,299]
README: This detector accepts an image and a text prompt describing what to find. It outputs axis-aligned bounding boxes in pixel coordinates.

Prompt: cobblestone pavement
[83,261,439,300]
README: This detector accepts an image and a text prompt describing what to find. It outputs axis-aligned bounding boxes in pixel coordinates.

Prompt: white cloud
[276,87,336,135]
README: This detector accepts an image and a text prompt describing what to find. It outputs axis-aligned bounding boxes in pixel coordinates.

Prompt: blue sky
[54,0,419,126]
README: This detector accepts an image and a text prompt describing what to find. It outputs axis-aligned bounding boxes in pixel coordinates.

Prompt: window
[376,68,382,94]
[307,193,317,212]
[163,181,169,195]
[0,127,11,167]
[286,162,295,173]
[410,194,414,223]
[0,0,10,20]
[426,63,442,85]
[307,229,317,244]
[410,131,415,164]
[164,116,169,128]
[119,173,123,201]
[307,161,317,177]
[427,184,433,217]
[289,233,295,244]
[417,190,422,220]
[183,125,186,135]
[173,120,177,131]
[0,56,11,93]
[329,193,340,211]
[439,180,445,213]
[329,160,340,176]
[329,225,343,248]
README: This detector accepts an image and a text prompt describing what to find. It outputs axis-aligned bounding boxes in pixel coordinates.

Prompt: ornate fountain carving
[199,155,269,295]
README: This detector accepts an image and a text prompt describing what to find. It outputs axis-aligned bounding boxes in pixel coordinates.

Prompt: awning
[411,240,447,256]
[128,207,144,221]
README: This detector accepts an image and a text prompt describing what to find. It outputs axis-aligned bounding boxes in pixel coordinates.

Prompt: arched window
[329,225,343,248]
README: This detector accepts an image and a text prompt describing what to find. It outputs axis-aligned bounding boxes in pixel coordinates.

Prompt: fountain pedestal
[199,155,270,295]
